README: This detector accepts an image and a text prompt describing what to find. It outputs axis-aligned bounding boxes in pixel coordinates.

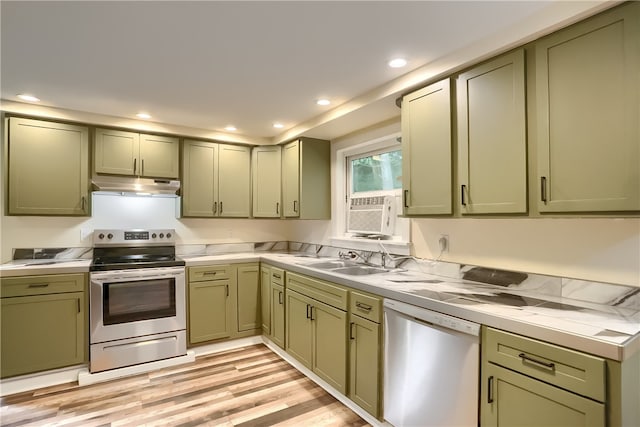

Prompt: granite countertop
[2,252,638,361]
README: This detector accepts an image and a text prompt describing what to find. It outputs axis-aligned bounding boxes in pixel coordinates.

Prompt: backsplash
[10,240,640,312]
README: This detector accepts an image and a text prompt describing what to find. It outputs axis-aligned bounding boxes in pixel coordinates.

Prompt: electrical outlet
[439,234,449,253]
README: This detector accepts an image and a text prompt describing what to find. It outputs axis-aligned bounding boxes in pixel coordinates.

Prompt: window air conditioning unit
[347,195,396,237]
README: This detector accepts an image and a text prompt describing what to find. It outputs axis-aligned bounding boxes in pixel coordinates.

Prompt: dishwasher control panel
[383,299,480,336]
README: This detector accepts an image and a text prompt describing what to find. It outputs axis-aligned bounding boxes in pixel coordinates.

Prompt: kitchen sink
[331,265,391,275]
[307,260,357,269]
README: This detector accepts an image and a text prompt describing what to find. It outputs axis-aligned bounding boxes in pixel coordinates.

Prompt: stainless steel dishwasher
[383,299,481,427]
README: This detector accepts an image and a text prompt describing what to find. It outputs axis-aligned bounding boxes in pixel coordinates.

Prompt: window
[349,148,402,195]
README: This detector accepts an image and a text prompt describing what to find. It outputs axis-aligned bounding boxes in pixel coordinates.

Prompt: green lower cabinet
[1,292,86,378]
[236,264,260,332]
[270,282,285,348]
[348,313,381,418]
[285,289,314,367]
[260,265,271,335]
[285,288,347,394]
[481,363,605,426]
[188,279,234,344]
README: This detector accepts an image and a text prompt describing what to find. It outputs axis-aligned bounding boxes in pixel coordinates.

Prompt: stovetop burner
[90,229,185,271]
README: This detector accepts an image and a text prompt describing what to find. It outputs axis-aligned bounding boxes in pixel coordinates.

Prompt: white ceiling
[0,1,614,143]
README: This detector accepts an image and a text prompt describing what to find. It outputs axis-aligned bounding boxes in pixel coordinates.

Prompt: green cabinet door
[188,280,233,343]
[312,299,348,395]
[94,128,139,176]
[218,144,251,217]
[282,140,300,217]
[252,146,282,217]
[260,265,271,334]
[270,282,285,348]
[237,264,260,332]
[349,314,381,418]
[481,363,605,426]
[8,117,90,215]
[401,78,453,215]
[457,49,527,214]
[182,140,217,217]
[285,289,313,368]
[139,134,179,179]
[1,292,86,378]
[536,3,640,212]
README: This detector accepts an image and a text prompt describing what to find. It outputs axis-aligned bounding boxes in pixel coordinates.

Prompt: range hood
[91,175,180,196]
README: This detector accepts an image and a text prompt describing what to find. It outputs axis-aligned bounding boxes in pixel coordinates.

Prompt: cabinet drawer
[1,274,85,297]
[484,327,606,402]
[271,267,284,285]
[189,265,232,282]
[349,290,382,323]
[286,272,348,310]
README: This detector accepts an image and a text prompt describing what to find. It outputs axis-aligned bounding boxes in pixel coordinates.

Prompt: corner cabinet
[182,140,251,218]
[282,138,331,219]
[457,49,527,214]
[535,2,640,213]
[8,117,90,216]
[285,272,347,394]
[252,146,282,218]
[401,78,453,215]
[0,274,87,378]
[94,128,179,179]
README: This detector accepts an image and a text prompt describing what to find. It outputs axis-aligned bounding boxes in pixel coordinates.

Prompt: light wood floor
[1,344,370,427]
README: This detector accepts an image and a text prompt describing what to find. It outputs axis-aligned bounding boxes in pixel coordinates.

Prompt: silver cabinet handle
[81,196,86,210]
[461,185,467,206]
[540,177,547,203]
[519,352,555,370]
[141,159,145,176]
[403,189,409,208]
[202,271,217,276]
[213,202,218,214]
[220,202,223,214]
[133,158,137,174]
[306,304,311,319]
[293,200,298,213]
[225,284,229,297]
[77,299,81,313]
[487,376,494,403]
[278,291,283,305]
[276,202,279,215]
[349,322,356,340]
[273,273,281,279]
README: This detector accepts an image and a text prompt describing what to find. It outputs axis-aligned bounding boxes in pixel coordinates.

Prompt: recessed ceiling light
[316,99,331,106]
[388,58,407,68]
[17,94,40,102]
[273,123,284,129]
[136,112,152,120]
[225,125,237,131]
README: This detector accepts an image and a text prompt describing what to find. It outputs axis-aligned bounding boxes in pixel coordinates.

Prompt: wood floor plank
[0,344,370,427]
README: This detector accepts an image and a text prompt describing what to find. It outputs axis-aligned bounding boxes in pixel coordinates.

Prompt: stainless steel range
[89,229,186,373]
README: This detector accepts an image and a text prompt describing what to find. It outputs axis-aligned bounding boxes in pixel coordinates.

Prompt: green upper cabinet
[401,78,453,215]
[182,140,250,218]
[8,117,90,216]
[94,128,179,179]
[535,2,640,213]
[457,49,528,214]
[252,146,282,218]
[282,138,331,219]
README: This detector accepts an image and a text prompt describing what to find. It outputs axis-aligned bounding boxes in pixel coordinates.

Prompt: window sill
[330,236,412,256]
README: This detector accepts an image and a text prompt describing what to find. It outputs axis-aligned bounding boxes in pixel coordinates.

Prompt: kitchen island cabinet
[94,128,179,179]
[457,49,527,214]
[7,117,90,216]
[285,272,348,394]
[535,2,640,213]
[401,78,453,215]
[182,140,251,217]
[0,273,87,378]
[282,138,331,219]
[252,146,282,218]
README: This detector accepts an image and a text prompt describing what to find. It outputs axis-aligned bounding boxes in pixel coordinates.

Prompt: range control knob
[107,233,113,239]
[166,232,172,238]
[98,233,105,240]
[151,233,157,239]
[159,233,165,238]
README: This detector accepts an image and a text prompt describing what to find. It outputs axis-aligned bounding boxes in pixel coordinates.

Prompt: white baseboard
[0,364,84,397]
[190,335,264,357]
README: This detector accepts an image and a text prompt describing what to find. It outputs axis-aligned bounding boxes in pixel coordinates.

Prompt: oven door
[90,266,186,344]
